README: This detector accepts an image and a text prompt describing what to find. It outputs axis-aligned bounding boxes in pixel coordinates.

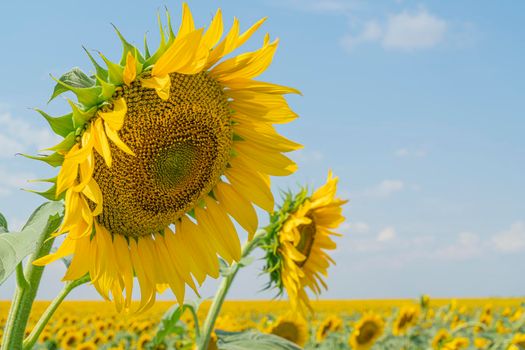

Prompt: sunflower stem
[197,229,266,350]
[1,235,55,350]
[22,275,90,350]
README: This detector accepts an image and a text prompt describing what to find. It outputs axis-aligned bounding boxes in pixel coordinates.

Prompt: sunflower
[348,312,384,350]
[315,314,343,342]
[267,314,309,347]
[137,333,152,350]
[31,3,300,312]
[392,306,419,336]
[60,331,83,350]
[431,329,450,350]
[474,337,491,349]
[512,334,525,349]
[77,341,98,350]
[442,337,469,350]
[263,172,347,313]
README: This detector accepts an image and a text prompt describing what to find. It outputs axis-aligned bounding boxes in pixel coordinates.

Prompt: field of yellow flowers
[0,297,523,349]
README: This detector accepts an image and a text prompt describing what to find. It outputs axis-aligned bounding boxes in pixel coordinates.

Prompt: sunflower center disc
[356,322,378,344]
[93,72,232,237]
[296,216,316,267]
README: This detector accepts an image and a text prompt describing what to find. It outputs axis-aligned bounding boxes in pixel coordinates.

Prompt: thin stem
[197,230,266,350]
[22,275,90,350]
[1,235,55,350]
[187,305,201,340]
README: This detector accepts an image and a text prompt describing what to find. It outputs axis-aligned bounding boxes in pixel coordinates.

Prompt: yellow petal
[152,29,204,77]
[214,181,258,239]
[92,118,112,167]
[202,8,223,50]
[98,98,127,131]
[104,121,135,156]
[141,75,171,101]
[123,52,137,86]
[177,2,195,37]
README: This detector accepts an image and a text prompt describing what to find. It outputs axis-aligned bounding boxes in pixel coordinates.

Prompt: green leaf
[216,330,303,350]
[50,74,102,107]
[49,68,97,103]
[0,201,63,285]
[0,213,7,233]
[20,152,65,167]
[150,304,188,347]
[35,109,74,138]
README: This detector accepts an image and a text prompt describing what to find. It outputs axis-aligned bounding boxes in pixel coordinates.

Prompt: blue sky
[0,0,523,301]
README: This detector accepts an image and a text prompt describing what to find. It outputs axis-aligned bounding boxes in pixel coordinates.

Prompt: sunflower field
[1,298,524,350]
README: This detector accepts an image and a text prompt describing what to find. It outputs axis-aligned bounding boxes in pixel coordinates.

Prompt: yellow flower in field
[263,172,347,313]
[60,331,83,349]
[474,337,491,349]
[90,333,106,346]
[511,309,524,322]
[496,319,511,334]
[137,333,152,350]
[392,306,419,336]
[348,312,384,350]
[316,315,343,342]
[31,3,300,312]
[268,314,309,347]
[431,329,450,349]
[420,294,430,309]
[511,333,525,349]
[77,341,98,350]
[442,337,469,350]
[39,330,52,343]
[502,307,512,317]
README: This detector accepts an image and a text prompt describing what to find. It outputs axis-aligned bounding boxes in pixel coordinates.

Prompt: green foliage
[216,330,303,350]
[0,201,63,285]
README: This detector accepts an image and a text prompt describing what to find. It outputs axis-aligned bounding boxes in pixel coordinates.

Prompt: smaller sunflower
[348,312,384,350]
[77,341,98,350]
[474,337,491,349]
[263,171,347,313]
[442,337,469,350]
[392,306,419,336]
[316,314,343,342]
[431,329,451,350]
[60,331,83,350]
[267,314,309,347]
[511,333,525,349]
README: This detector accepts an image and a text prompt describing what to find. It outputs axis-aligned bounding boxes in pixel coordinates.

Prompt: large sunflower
[263,171,347,313]
[31,3,300,312]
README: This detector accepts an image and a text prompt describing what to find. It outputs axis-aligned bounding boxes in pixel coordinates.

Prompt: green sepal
[96,76,116,101]
[111,24,146,65]
[23,184,63,201]
[68,100,96,128]
[20,152,65,167]
[144,12,169,67]
[34,109,74,138]
[99,52,124,86]
[164,7,177,43]
[83,46,109,81]
[28,176,57,184]
[44,132,76,153]
[144,34,151,59]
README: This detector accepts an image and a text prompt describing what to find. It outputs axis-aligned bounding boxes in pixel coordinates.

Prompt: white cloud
[395,148,427,158]
[0,112,59,157]
[341,9,447,52]
[293,149,324,165]
[491,221,525,253]
[364,179,404,197]
[343,221,370,234]
[0,167,34,197]
[377,226,396,242]
[435,232,482,261]
[382,10,447,50]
